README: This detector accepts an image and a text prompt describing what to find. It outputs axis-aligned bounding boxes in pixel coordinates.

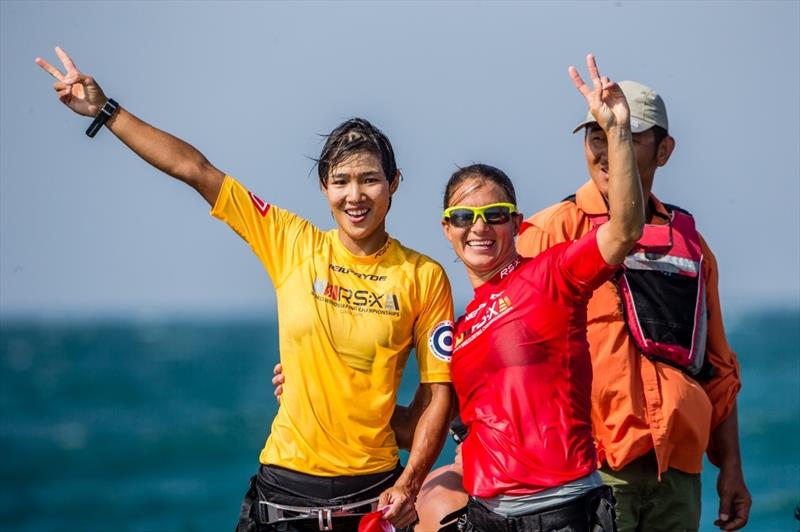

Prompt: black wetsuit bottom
[462,485,617,532]
[235,463,403,532]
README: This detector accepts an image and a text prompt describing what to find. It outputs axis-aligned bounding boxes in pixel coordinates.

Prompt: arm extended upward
[569,54,644,264]
[37,46,224,205]
[104,108,224,205]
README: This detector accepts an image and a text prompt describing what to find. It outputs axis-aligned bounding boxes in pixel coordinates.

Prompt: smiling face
[323,151,398,256]
[442,177,521,287]
[584,124,674,201]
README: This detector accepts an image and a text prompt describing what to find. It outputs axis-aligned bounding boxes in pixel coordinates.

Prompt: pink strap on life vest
[587,210,703,278]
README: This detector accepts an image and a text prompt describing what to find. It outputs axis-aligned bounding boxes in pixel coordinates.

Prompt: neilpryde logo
[428,321,454,363]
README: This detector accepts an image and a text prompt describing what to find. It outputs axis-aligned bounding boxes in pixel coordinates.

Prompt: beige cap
[572,80,669,134]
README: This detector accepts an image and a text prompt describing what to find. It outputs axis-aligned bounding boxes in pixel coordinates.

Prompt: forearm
[393,383,453,496]
[606,126,644,244]
[105,107,224,205]
[707,403,744,470]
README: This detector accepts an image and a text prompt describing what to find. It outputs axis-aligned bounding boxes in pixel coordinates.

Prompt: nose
[597,145,609,163]
[471,215,490,232]
[345,181,364,202]
[590,144,606,162]
[589,141,608,163]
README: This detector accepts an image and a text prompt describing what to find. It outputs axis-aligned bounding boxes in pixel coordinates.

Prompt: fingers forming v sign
[568,54,629,132]
[35,46,106,117]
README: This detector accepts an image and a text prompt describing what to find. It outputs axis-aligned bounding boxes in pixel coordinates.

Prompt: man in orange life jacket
[514,80,751,531]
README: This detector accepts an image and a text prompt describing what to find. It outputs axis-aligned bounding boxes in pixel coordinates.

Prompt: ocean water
[0,307,797,531]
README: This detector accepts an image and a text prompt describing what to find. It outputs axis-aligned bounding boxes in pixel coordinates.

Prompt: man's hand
[36,47,107,117]
[271,363,284,403]
[714,464,751,530]
[378,484,418,529]
[708,405,751,530]
[568,53,630,133]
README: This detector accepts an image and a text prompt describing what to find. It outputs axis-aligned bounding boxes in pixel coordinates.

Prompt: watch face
[86,99,119,137]
[103,99,118,115]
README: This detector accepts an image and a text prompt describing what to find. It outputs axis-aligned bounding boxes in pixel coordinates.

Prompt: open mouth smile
[345,207,370,223]
[466,239,495,250]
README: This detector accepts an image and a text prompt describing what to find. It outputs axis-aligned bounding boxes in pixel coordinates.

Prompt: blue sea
[1,307,798,531]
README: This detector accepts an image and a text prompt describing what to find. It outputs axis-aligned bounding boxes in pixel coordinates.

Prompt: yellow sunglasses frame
[442,202,518,226]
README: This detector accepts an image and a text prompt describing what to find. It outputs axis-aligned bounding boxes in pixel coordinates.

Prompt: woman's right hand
[36,46,107,117]
[568,53,630,134]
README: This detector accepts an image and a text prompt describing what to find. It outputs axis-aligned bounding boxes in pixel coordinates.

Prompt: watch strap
[85,98,119,138]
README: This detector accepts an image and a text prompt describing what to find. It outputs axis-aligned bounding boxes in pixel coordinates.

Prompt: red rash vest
[451,229,617,497]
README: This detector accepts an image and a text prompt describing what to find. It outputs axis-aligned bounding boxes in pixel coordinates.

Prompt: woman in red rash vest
[433,54,644,531]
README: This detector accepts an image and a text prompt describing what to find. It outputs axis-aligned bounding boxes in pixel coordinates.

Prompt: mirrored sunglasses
[442,202,517,228]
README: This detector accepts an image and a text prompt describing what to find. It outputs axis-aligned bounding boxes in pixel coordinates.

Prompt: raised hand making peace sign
[36,46,108,117]
[569,53,630,134]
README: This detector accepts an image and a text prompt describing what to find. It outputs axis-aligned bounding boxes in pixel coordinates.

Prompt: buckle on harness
[318,508,332,531]
[260,496,379,530]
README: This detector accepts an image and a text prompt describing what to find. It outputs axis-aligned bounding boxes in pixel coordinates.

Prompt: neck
[467,252,521,289]
[338,228,389,256]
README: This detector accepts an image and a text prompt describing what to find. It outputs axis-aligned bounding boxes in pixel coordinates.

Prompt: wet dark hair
[443,163,517,209]
[316,118,398,187]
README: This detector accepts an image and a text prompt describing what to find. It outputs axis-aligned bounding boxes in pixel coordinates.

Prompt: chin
[462,254,500,273]
[347,229,372,243]
[591,174,609,193]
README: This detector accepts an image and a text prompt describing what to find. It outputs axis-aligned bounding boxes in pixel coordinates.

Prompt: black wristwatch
[85,98,119,138]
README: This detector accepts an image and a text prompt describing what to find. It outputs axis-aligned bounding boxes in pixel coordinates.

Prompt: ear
[656,135,675,167]
[513,213,523,235]
[389,171,401,194]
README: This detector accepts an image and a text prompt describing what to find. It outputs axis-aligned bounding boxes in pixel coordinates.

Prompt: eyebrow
[328,170,382,179]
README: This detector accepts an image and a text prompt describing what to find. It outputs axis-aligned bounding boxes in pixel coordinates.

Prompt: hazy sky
[1,0,798,319]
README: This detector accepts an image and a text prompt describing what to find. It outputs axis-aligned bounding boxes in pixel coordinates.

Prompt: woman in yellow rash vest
[36,46,454,532]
